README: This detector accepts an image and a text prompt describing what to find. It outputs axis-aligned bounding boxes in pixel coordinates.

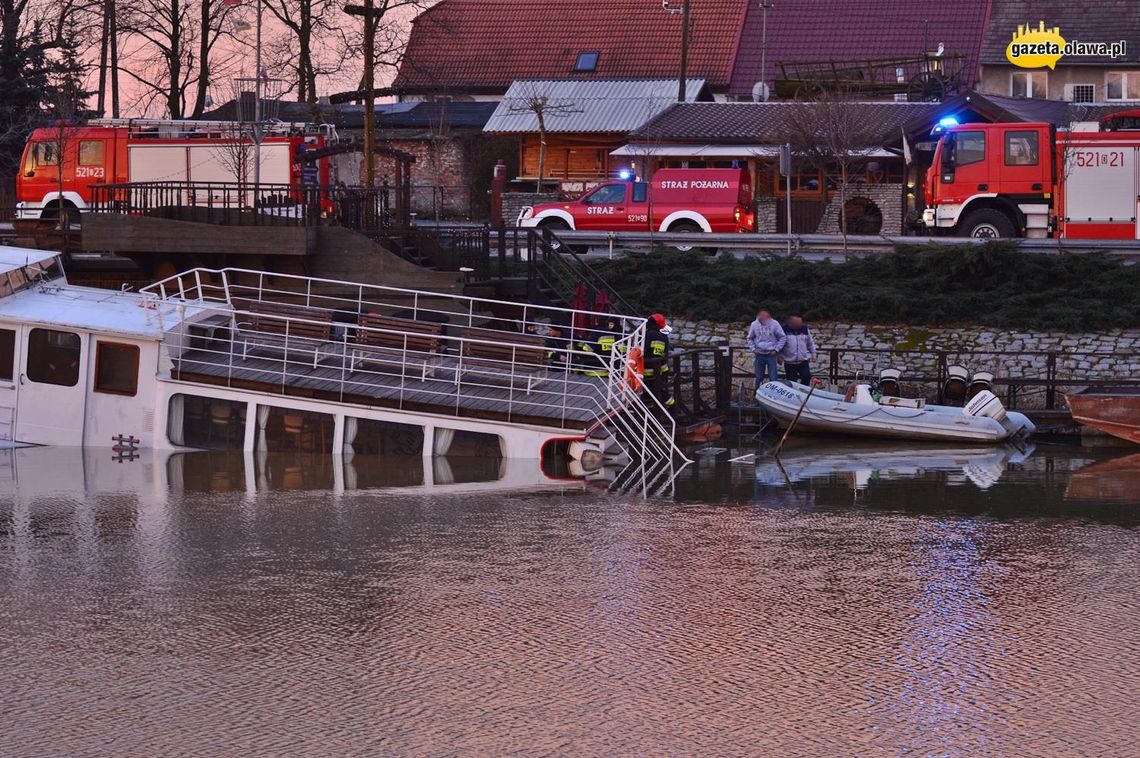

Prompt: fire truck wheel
[539,219,584,254]
[958,208,1015,239]
[667,221,711,254]
[42,201,79,229]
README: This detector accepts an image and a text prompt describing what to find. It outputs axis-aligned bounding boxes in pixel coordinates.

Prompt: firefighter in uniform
[643,313,674,409]
[581,316,622,377]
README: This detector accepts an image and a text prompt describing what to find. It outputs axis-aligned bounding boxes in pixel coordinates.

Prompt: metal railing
[549,229,1140,258]
[88,181,397,232]
[140,267,687,471]
[666,342,1140,419]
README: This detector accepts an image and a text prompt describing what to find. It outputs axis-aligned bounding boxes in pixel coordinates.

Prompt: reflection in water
[0,444,1139,754]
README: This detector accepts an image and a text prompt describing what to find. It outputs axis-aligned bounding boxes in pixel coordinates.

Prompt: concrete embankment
[672,318,1140,409]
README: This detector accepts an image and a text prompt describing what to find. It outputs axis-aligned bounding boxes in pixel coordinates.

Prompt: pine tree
[0,16,54,178]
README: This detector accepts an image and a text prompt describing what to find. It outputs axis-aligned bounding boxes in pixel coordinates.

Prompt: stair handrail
[536,227,639,316]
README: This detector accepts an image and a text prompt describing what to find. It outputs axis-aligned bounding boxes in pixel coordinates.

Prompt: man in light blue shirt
[746,309,785,388]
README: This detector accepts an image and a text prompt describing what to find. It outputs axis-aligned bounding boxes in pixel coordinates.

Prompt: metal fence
[658,343,1140,428]
[88,181,397,232]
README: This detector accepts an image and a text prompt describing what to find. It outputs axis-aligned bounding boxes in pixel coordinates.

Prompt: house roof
[941,91,1135,124]
[980,1,1140,65]
[392,0,747,94]
[201,100,498,131]
[629,101,946,146]
[483,79,708,135]
[729,0,991,99]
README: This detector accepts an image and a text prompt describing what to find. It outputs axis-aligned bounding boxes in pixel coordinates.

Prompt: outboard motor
[967,370,995,400]
[879,368,903,397]
[962,390,1028,439]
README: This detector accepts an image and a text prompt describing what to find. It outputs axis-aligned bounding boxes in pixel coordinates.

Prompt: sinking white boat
[755,381,1035,443]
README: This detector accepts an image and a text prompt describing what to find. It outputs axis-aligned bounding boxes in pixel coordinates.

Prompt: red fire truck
[16,118,334,223]
[518,167,754,239]
[923,112,1140,239]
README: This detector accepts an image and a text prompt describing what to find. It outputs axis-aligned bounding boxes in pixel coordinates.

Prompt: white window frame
[1105,70,1140,101]
[1010,70,1048,99]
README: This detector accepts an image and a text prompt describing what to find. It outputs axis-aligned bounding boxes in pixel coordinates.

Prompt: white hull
[753,441,1034,489]
[755,381,1035,443]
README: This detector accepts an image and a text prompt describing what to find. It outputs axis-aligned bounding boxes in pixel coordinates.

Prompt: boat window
[26,328,81,387]
[168,394,247,450]
[346,417,424,456]
[94,342,139,396]
[434,428,504,458]
[254,405,334,454]
[0,328,14,381]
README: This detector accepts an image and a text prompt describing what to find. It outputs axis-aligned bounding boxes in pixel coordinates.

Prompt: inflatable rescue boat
[755,381,1035,443]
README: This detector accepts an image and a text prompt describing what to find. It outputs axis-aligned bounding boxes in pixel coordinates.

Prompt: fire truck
[923,111,1140,239]
[518,167,755,240]
[15,118,335,223]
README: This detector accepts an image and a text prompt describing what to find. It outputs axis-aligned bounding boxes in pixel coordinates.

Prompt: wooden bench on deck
[458,326,549,393]
[350,314,444,379]
[235,301,337,367]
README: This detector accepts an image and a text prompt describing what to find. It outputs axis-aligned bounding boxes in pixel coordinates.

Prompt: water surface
[1,444,1138,754]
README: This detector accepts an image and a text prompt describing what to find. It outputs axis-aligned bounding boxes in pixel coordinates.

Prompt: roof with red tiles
[729,0,992,99]
[393,0,749,94]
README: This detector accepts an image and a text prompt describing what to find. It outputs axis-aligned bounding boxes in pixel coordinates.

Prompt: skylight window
[574,51,599,72]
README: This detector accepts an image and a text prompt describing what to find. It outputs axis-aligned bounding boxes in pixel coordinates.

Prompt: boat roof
[0,279,211,340]
[0,248,57,275]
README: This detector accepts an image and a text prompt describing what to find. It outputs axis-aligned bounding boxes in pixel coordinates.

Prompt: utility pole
[253,0,264,194]
[759,1,773,97]
[663,0,691,102]
[346,0,378,189]
[678,0,691,102]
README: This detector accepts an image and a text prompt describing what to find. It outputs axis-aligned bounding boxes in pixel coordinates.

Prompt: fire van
[923,112,1140,239]
[517,167,754,240]
[16,118,332,223]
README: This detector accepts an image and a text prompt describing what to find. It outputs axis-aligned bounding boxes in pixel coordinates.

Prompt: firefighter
[643,313,674,409]
[580,317,622,377]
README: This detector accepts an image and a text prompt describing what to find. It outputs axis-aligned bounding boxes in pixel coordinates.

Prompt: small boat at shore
[1066,386,1140,444]
[755,381,1035,443]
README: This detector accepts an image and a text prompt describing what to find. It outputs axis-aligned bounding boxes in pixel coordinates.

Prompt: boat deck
[172,347,613,430]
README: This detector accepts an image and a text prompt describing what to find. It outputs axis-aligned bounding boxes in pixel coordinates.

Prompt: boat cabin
[0,252,680,483]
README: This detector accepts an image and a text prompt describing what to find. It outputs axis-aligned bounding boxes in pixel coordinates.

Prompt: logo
[1006,21,1127,69]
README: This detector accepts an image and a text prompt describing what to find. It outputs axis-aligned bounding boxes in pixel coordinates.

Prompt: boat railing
[149,270,687,471]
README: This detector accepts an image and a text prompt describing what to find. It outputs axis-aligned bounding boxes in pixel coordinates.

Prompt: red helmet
[649,313,667,329]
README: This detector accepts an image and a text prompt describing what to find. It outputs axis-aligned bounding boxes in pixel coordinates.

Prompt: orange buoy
[625,347,644,392]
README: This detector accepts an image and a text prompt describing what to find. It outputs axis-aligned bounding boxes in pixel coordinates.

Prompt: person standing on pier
[747,309,785,388]
[781,313,817,386]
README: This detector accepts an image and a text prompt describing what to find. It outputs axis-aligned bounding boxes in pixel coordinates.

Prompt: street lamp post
[662,0,691,102]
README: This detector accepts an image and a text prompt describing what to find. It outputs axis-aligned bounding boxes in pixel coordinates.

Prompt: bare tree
[260,0,351,103]
[343,0,429,189]
[781,89,881,256]
[506,82,581,193]
[117,0,239,117]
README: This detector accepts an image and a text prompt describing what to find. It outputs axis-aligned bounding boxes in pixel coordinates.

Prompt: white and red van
[518,167,754,239]
[16,120,330,223]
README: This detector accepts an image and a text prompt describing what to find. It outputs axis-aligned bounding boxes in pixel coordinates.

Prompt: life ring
[625,347,644,391]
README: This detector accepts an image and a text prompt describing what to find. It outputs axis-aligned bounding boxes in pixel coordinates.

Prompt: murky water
[2,443,1139,755]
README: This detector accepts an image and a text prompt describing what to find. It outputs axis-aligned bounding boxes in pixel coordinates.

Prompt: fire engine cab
[16,118,334,223]
[923,112,1140,239]
[517,167,754,239]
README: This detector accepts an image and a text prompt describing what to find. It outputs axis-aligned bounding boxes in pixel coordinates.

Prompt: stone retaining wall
[670,318,1140,407]
[502,192,560,226]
